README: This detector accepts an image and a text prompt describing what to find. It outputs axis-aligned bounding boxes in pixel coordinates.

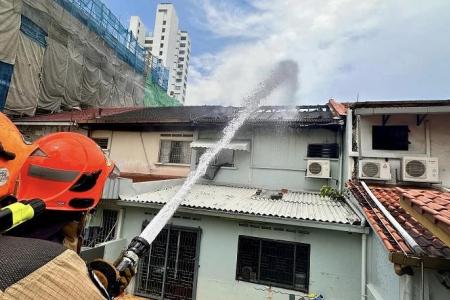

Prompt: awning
[190,139,251,151]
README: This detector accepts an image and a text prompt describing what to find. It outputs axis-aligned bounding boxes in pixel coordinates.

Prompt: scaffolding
[55,0,146,73]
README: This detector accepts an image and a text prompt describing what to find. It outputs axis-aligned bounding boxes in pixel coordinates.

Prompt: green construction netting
[143,76,181,107]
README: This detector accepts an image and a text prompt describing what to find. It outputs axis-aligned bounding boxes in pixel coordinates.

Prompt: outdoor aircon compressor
[402,156,439,183]
[306,159,330,178]
[358,159,391,180]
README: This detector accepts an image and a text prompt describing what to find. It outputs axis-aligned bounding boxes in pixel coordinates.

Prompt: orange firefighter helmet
[16,132,117,211]
[0,112,37,198]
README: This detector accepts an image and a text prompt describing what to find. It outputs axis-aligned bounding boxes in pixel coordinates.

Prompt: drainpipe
[357,115,362,159]
[361,233,367,300]
[360,181,424,255]
[425,120,431,157]
[338,126,344,191]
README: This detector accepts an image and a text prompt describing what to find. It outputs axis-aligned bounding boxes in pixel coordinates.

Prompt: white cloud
[185,0,450,106]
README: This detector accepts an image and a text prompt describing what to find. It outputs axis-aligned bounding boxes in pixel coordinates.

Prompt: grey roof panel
[121,184,360,225]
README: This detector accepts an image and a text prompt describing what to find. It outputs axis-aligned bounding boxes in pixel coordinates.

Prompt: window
[162,20,167,25]
[307,143,339,158]
[236,236,310,292]
[160,43,164,48]
[176,79,182,83]
[161,35,165,40]
[196,148,235,168]
[162,28,165,33]
[178,64,183,69]
[159,51,163,56]
[148,40,153,44]
[92,137,109,150]
[180,43,186,48]
[177,71,182,76]
[136,224,200,300]
[372,125,409,150]
[179,57,184,62]
[179,50,185,55]
[159,140,192,164]
[83,209,119,247]
[181,36,186,40]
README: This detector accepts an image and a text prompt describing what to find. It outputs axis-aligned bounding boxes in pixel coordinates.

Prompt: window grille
[136,225,200,300]
[307,143,339,158]
[236,236,310,293]
[82,209,118,247]
[159,140,191,164]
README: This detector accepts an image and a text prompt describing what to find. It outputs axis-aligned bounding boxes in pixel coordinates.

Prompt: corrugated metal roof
[191,140,251,151]
[120,184,360,225]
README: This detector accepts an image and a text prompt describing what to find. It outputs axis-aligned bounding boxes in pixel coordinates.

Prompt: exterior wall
[91,130,192,177]
[357,113,450,187]
[366,230,400,300]
[168,31,190,103]
[365,229,450,300]
[17,124,87,141]
[129,16,147,46]
[120,205,363,300]
[197,126,341,192]
[153,4,179,69]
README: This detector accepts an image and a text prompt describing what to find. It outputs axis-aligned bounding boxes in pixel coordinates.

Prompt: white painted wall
[357,114,450,187]
[365,230,450,300]
[129,16,147,46]
[366,231,400,300]
[91,130,192,177]
[198,126,341,191]
[120,205,363,300]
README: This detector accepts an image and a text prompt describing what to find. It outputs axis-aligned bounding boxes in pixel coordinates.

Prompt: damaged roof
[348,181,450,259]
[77,105,341,127]
[12,107,139,123]
[120,183,361,227]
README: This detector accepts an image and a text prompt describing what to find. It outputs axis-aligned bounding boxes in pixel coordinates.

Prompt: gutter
[360,181,424,255]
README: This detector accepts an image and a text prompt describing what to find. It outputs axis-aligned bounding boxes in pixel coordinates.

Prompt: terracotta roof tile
[347,181,450,259]
[400,188,450,237]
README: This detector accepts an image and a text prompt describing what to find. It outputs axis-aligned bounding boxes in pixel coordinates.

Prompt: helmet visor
[28,164,80,182]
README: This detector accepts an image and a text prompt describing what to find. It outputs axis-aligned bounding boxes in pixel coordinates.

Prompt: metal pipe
[421,261,425,300]
[357,115,362,158]
[361,233,367,300]
[338,127,344,191]
[425,120,431,157]
[361,181,424,255]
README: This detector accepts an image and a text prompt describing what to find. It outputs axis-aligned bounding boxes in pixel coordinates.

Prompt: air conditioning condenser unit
[359,159,391,180]
[402,157,439,183]
[306,159,330,178]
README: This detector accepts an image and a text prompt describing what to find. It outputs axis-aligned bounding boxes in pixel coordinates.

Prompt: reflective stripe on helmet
[28,164,80,182]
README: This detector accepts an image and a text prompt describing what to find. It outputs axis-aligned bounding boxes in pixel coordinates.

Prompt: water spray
[112,60,299,294]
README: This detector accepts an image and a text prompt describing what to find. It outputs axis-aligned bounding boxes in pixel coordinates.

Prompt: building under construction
[0,0,180,117]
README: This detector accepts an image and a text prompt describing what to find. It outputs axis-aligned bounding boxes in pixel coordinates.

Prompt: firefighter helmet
[0,112,37,198]
[16,132,116,211]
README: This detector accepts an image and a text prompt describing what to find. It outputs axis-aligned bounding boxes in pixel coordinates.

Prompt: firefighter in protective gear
[0,131,132,299]
[0,112,36,198]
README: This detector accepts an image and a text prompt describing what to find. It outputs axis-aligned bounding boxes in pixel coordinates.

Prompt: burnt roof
[79,105,340,128]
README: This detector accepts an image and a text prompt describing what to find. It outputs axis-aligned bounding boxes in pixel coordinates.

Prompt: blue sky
[103,0,450,106]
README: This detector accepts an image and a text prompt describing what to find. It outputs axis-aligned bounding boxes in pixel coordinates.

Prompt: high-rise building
[132,3,190,103]
[129,16,147,46]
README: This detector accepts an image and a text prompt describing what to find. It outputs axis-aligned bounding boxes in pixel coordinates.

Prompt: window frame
[196,148,236,168]
[158,136,193,165]
[235,236,310,293]
[372,125,409,151]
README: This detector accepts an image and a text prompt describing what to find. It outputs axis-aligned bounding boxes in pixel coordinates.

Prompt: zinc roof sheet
[120,184,360,225]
